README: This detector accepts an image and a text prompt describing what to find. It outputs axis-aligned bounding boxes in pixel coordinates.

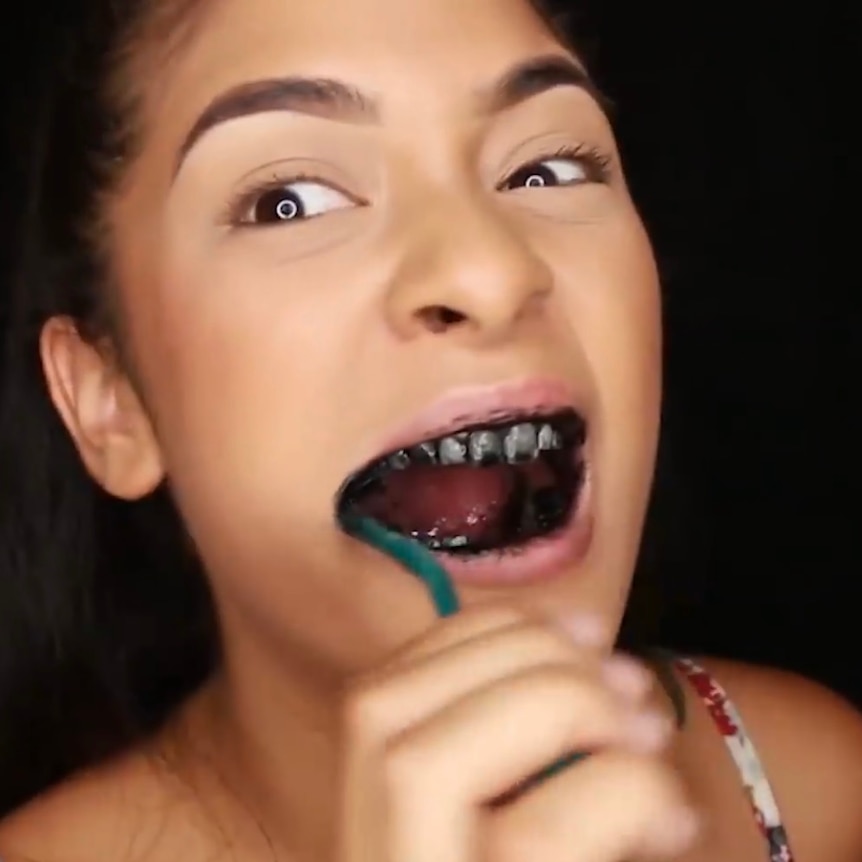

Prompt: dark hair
[0,0,216,816]
[0,0,662,818]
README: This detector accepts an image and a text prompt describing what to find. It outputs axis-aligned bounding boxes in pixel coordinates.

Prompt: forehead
[147,0,567,133]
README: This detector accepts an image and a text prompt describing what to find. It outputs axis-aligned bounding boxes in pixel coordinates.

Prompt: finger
[340,611,597,862]
[387,605,540,668]
[345,623,652,748]
[391,605,611,669]
[383,666,673,862]
[487,750,699,862]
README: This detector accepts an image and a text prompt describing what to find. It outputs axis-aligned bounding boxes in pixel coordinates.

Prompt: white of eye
[246,179,357,225]
[522,157,589,188]
[280,181,354,219]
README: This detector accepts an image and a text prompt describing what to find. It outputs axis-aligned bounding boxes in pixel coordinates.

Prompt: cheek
[124,234,437,662]
[551,210,662,535]
[581,216,662,433]
[128,238,383,560]
[551,209,661,420]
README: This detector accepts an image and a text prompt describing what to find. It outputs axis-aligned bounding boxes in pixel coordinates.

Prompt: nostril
[417,304,468,333]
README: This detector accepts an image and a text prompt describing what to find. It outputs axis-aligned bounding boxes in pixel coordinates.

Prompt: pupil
[256,188,303,222]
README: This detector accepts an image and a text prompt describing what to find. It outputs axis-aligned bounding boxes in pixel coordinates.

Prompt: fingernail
[558,614,608,646]
[626,710,673,751]
[602,654,652,701]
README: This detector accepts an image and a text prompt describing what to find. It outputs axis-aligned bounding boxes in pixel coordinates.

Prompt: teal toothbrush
[343,516,461,617]
[341,515,585,788]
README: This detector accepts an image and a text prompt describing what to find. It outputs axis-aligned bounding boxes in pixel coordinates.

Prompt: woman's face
[60,0,661,671]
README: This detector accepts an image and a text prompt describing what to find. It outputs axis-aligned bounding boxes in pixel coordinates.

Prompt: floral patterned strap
[674,657,794,862]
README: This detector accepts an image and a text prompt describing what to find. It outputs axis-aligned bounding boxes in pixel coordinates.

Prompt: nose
[383,188,554,345]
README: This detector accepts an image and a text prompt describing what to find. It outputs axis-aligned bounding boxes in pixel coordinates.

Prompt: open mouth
[337,409,588,562]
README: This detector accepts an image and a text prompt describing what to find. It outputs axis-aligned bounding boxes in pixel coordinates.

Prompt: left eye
[501,157,591,191]
[242,180,355,226]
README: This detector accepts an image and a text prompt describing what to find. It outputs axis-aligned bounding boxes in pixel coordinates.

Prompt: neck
[170,640,346,862]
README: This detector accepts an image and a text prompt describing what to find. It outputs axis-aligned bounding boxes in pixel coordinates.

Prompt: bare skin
[2,626,862,862]
[1,0,861,860]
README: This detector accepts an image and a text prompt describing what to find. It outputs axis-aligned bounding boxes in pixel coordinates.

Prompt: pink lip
[375,376,585,456]
[365,376,594,588]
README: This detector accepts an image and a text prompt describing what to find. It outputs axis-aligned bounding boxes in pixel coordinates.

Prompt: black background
[1,3,858,702]
[580,2,857,701]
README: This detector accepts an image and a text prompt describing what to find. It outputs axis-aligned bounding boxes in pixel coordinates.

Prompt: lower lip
[434,467,594,587]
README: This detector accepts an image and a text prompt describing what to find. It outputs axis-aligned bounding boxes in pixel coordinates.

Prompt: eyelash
[221,142,614,228]
[497,143,614,190]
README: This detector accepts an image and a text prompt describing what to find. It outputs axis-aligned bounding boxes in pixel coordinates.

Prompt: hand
[338,606,698,862]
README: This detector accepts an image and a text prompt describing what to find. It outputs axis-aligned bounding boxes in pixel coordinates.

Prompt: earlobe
[40,316,165,500]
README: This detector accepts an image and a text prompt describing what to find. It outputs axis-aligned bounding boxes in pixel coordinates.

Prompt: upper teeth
[439,434,468,465]
[538,423,562,451]
[504,423,538,463]
[468,430,502,464]
[388,419,569,470]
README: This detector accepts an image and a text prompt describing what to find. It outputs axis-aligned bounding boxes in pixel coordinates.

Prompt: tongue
[369,465,517,542]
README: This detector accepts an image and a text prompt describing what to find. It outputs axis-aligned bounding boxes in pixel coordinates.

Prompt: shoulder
[690,656,862,862]
[0,757,143,862]
[0,749,205,862]
[0,770,117,862]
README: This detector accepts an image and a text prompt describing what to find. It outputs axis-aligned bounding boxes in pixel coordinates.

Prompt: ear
[40,316,165,500]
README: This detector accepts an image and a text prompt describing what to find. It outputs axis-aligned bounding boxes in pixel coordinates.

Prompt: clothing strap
[674,656,794,862]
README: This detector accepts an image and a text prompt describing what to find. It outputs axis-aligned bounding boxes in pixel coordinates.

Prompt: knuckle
[341,679,394,741]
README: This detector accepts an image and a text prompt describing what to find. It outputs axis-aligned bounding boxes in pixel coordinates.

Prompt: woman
[0,0,860,859]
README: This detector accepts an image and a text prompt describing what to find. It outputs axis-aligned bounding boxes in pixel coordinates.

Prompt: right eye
[237,178,358,226]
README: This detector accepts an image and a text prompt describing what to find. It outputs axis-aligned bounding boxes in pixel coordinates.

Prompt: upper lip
[360,375,587,464]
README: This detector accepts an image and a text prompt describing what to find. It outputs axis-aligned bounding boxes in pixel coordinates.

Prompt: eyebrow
[482,54,603,114]
[175,54,604,172]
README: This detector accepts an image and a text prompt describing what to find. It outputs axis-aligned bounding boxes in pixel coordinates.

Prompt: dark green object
[534,750,587,780]
[648,648,688,729]
[342,516,461,616]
